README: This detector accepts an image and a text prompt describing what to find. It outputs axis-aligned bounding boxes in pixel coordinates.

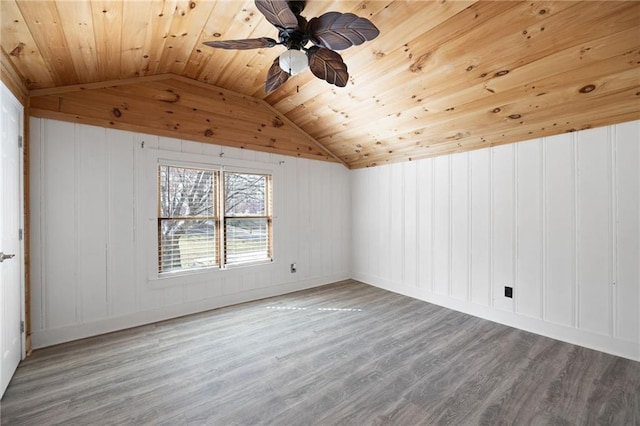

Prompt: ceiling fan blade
[265,57,290,93]
[203,37,277,50]
[308,12,380,50]
[307,47,348,88]
[255,0,299,30]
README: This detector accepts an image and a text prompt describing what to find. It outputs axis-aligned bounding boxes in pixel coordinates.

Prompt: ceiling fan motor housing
[278,15,309,50]
[287,0,306,15]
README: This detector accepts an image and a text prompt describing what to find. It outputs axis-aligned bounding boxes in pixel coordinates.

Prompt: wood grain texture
[2,280,638,425]
[0,50,28,104]
[1,0,638,168]
[28,75,341,163]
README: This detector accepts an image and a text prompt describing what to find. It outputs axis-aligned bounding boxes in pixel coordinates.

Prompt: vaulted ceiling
[2,1,639,168]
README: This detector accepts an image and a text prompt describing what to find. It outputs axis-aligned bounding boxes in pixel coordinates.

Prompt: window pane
[160,166,215,217]
[225,173,266,216]
[159,219,217,272]
[225,218,270,264]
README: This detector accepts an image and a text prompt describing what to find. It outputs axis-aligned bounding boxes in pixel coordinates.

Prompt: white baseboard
[31,274,347,349]
[354,272,640,362]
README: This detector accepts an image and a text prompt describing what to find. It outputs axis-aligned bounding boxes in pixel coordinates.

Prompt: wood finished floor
[1,280,639,425]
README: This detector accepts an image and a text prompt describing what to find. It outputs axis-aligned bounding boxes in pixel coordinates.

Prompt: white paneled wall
[352,121,640,361]
[29,117,639,360]
[30,118,350,348]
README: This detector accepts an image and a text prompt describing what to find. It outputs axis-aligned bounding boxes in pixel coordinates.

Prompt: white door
[0,83,24,398]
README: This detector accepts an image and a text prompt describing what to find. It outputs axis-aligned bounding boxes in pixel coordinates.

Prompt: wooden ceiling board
[283,1,586,133]
[321,35,639,149]
[91,0,124,81]
[1,0,639,168]
[55,1,101,81]
[119,0,155,79]
[0,0,55,89]
[11,0,80,86]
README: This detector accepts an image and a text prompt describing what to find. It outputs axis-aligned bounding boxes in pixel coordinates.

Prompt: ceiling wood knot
[10,43,25,57]
[204,129,214,137]
[409,52,431,73]
[579,84,596,94]
[112,108,122,118]
[154,91,181,103]
[271,116,284,128]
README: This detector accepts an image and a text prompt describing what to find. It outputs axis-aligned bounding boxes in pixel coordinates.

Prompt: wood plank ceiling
[1,1,639,168]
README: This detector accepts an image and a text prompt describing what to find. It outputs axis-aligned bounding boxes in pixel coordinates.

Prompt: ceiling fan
[203,0,380,93]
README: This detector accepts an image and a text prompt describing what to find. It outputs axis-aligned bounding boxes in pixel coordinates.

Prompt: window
[224,172,272,265]
[158,165,272,274]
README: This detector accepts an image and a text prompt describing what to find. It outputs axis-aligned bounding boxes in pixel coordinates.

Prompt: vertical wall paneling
[613,121,639,342]
[511,144,519,312]
[492,144,515,312]
[31,117,640,360]
[416,159,433,290]
[544,134,574,327]
[308,160,322,278]
[390,163,403,284]
[576,127,611,336]
[30,118,350,348]
[541,139,547,321]
[43,120,78,328]
[451,153,469,301]
[470,150,490,306]
[29,119,43,332]
[368,169,381,278]
[137,137,163,312]
[350,170,365,275]
[433,156,450,295]
[77,124,108,322]
[74,125,81,323]
[573,133,580,329]
[403,162,417,288]
[297,159,311,281]
[320,161,332,276]
[516,139,543,319]
[378,166,391,282]
[336,163,350,274]
[283,156,298,283]
[609,126,616,339]
[351,120,640,361]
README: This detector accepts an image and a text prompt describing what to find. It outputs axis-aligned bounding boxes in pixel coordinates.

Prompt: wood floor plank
[1,280,638,425]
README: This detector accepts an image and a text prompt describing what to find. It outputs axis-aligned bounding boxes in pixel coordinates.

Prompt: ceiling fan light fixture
[279,49,308,75]
[204,1,380,92]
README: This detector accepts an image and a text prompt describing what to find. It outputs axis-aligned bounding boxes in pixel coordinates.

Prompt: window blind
[224,172,272,266]
[157,165,273,273]
[158,165,218,273]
